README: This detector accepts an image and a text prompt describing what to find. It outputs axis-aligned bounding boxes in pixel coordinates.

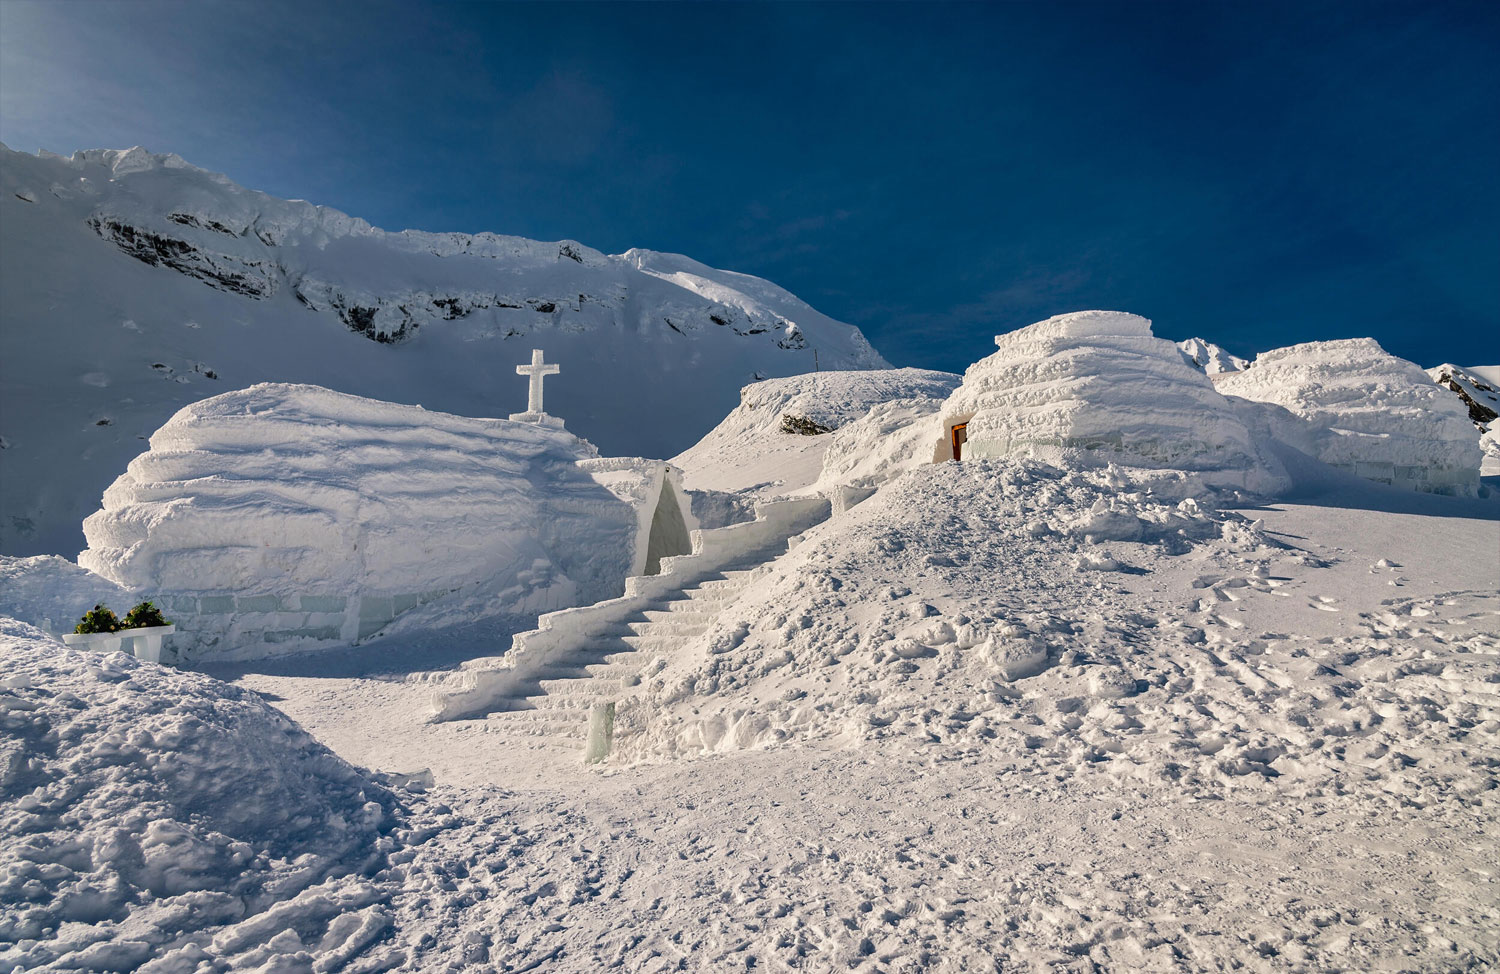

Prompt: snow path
[196,493,1500,972]
[379,745,1495,973]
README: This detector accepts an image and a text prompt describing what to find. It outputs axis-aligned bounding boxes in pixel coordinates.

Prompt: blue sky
[2,0,1495,372]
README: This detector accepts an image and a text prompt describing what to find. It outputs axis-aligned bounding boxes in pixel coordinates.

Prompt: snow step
[662,597,726,612]
[535,676,628,696]
[527,692,617,712]
[616,634,679,653]
[433,495,834,746]
[680,585,743,599]
[677,573,754,594]
[626,618,711,636]
[641,608,717,624]
[582,660,645,679]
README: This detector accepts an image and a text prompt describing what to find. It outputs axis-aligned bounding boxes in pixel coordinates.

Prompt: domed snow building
[1215,338,1481,496]
[79,383,696,662]
[930,311,1287,494]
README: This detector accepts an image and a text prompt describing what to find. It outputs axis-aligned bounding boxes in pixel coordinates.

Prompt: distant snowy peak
[2,143,886,364]
[1426,363,1500,431]
[1177,337,1249,374]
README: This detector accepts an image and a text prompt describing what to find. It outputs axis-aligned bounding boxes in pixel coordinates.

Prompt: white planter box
[62,624,176,663]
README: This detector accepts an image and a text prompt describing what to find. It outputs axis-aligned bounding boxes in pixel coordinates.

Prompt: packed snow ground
[7,464,1485,972]
[4,313,1499,970]
[6,385,1500,970]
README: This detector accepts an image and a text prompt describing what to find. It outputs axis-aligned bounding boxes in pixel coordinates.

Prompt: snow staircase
[429,496,830,732]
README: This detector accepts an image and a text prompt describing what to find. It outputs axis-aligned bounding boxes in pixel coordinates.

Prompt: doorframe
[951,422,968,461]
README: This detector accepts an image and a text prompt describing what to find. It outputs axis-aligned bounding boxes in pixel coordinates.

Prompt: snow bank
[672,368,960,497]
[932,311,1286,494]
[816,397,954,496]
[0,555,130,634]
[0,619,396,970]
[78,384,688,661]
[1218,339,1480,495]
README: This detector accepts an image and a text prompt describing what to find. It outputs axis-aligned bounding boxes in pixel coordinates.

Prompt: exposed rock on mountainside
[1428,363,1500,430]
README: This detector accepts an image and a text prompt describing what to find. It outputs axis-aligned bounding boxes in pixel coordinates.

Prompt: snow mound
[673,368,960,496]
[0,619,395,970]
[0,555,131,634]
[616,458,1254,760]
[1218,339,1480,495]
[1177,336,1248,374]
[817,397,955,494]
[78,384,686,660]
[932,311,1286,494]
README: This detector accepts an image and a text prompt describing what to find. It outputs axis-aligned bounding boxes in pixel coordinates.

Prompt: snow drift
[77,384,694,661]
[672,368,960,497]
[0,619,396,971]
[930,311,1287,495]
[0,143,888,558]
[1218,339,1480,495]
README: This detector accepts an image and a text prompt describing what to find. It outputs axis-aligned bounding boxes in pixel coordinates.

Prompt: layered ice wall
[932,311,1286,494]
[78,384,672,660]
[1217,339,1481,495]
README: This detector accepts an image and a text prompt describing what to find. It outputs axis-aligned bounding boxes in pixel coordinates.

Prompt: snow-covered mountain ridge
[11,145,879,352]
[0,144,887,557]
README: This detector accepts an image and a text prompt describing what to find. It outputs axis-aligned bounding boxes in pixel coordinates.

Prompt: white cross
[516,348,559,414]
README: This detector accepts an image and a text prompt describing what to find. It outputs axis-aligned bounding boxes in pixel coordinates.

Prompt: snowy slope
[1467,365,1500,386]
[0,144,888,557]
[1428,363,1500,430]
[1427,363,1500,475]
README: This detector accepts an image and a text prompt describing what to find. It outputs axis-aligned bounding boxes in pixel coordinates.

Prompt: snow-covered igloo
[78,384,696,661]
[1215,339,1481,496]
[930,311,1287,494]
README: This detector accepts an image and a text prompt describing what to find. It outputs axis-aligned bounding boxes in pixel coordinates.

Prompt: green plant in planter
[74,604,121,634]
[122,601,171,629]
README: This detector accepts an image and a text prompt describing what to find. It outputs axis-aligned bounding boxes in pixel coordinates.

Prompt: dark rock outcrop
[89,216,277,298]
